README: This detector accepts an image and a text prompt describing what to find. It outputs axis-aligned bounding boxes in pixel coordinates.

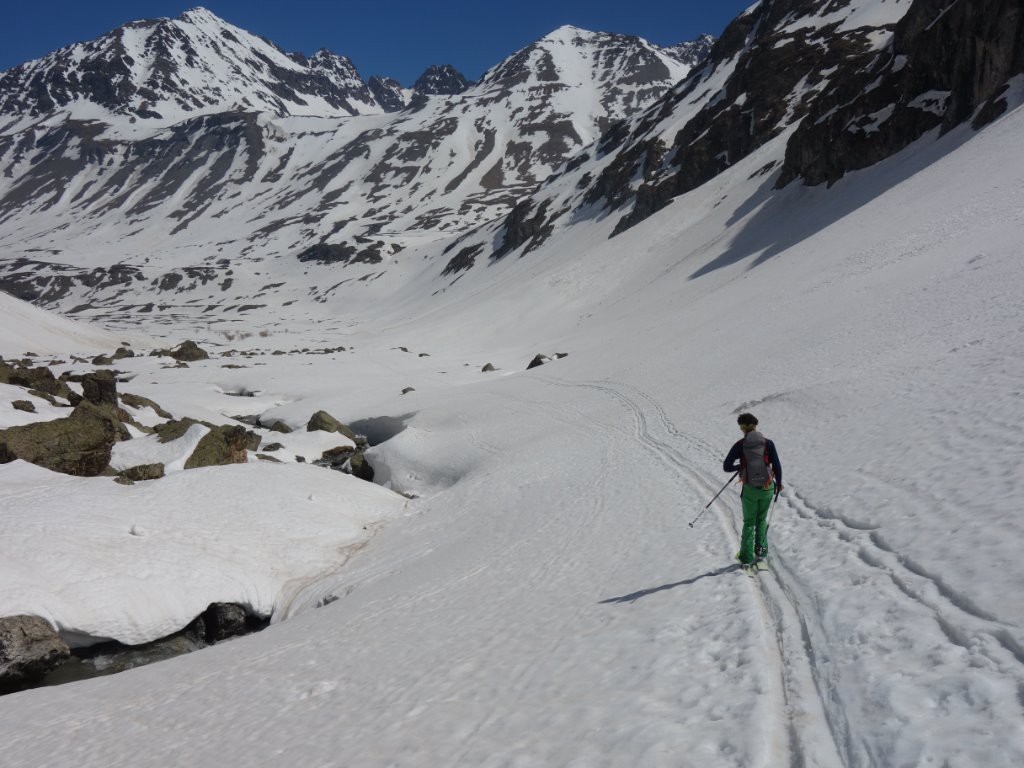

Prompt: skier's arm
[723,442,743,473]
[767,440,783,489]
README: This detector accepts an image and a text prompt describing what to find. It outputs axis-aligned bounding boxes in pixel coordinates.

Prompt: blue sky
[3,1,754,85]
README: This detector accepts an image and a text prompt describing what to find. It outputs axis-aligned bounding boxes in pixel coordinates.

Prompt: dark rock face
[661,35,716,70]
[368,75,408,112]
[0,401,122,476]
[296,242,384,266]
[0,615,71,689]
[527,354,549,370]
[412,65,472,96]
[779,0,1024,187]
[492,200,555,261]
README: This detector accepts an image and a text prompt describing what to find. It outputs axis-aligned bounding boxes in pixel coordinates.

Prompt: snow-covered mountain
[460,0,1024,267]
[0,17,704,326]
[0,7,381,128]
[1,0,1023,764]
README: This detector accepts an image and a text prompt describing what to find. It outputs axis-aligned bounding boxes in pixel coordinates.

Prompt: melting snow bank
[0,459,406,682]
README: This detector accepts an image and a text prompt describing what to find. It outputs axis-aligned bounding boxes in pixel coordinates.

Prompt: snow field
[0,56,1022,768]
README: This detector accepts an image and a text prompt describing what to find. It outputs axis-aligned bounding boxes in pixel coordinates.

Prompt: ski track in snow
[534,374,1024,768]
[531,375,846,768]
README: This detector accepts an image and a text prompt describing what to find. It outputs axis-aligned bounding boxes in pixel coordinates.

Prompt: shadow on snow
[598,564,741,604]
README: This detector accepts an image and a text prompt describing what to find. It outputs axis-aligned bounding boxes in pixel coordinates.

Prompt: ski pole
[689,471,739,527]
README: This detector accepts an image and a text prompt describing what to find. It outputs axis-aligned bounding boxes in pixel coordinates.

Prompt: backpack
[739,431,774,489]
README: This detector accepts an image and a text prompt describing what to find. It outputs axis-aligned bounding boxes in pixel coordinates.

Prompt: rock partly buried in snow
[2,363,74,401]
[263,419,292,434]
[117,463,166,482]
[111,346,135,360]
[170,341,210,362]
[306,410,363,444]
[0,615,71,689]
[348,453,375,483]
[91,355,114,366]
[482,363,496,372]
[0,401,122,476]
[200,603,259,643]
[121,392,173,420]
[184,425,254,469]
[401,387,416,395]
[11,400,35,413]
[527,354,549,370]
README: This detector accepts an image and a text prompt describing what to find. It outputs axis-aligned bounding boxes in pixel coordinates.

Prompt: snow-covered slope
[0,290,128,356]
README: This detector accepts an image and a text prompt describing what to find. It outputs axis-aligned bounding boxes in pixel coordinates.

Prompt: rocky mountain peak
[661,34,716,69]
[412,64,472,96]
[0,7,383,128]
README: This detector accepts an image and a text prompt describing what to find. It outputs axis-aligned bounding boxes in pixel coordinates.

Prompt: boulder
[0,401,122,476]
[91,355,114,366]
[348,453,376,482]
[401,387,416,395]
[201,603,254,643]
[184,425,254,469]
[5,364,73,400]
[81,371,118,407]
[263,419,293,434]
[306,411,360,443]
[0,615,71,689]
[117,463,165,482]
[482,363,496,372]
[111,347,135,360]
[170,341,210,362]
[11,400,35,413]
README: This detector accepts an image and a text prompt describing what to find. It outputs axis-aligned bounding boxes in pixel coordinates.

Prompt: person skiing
[723,413,783,572]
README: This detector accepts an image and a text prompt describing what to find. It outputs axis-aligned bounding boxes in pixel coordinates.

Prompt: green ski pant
[739,485,774,564]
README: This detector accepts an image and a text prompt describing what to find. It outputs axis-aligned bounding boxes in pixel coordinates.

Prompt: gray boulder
[0,615,70,688]
[0,401,123,476]
[11,400,35,413]
[184,425,254,470]
[306,411,361,443]
[170,341,210,362]
[117,463,165,482]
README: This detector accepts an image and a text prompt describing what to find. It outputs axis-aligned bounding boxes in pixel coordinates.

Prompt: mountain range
[0,9,711,326]
[0,0,1021,336]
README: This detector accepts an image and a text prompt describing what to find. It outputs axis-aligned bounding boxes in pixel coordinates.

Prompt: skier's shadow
[598,564,741,604]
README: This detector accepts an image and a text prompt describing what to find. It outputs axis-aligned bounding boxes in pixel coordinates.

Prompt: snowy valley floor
[1,105,1024,767]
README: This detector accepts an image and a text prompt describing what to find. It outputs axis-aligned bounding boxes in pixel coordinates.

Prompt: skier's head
[737,413,758,433]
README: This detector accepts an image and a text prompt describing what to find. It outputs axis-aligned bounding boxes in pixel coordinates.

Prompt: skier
[723,413,783,573]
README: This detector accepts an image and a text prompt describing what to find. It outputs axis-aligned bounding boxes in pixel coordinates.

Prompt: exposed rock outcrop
[0,401,123,476]
[184,425,254,469]
[0,615,71,690]
[778,0,1024,187]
